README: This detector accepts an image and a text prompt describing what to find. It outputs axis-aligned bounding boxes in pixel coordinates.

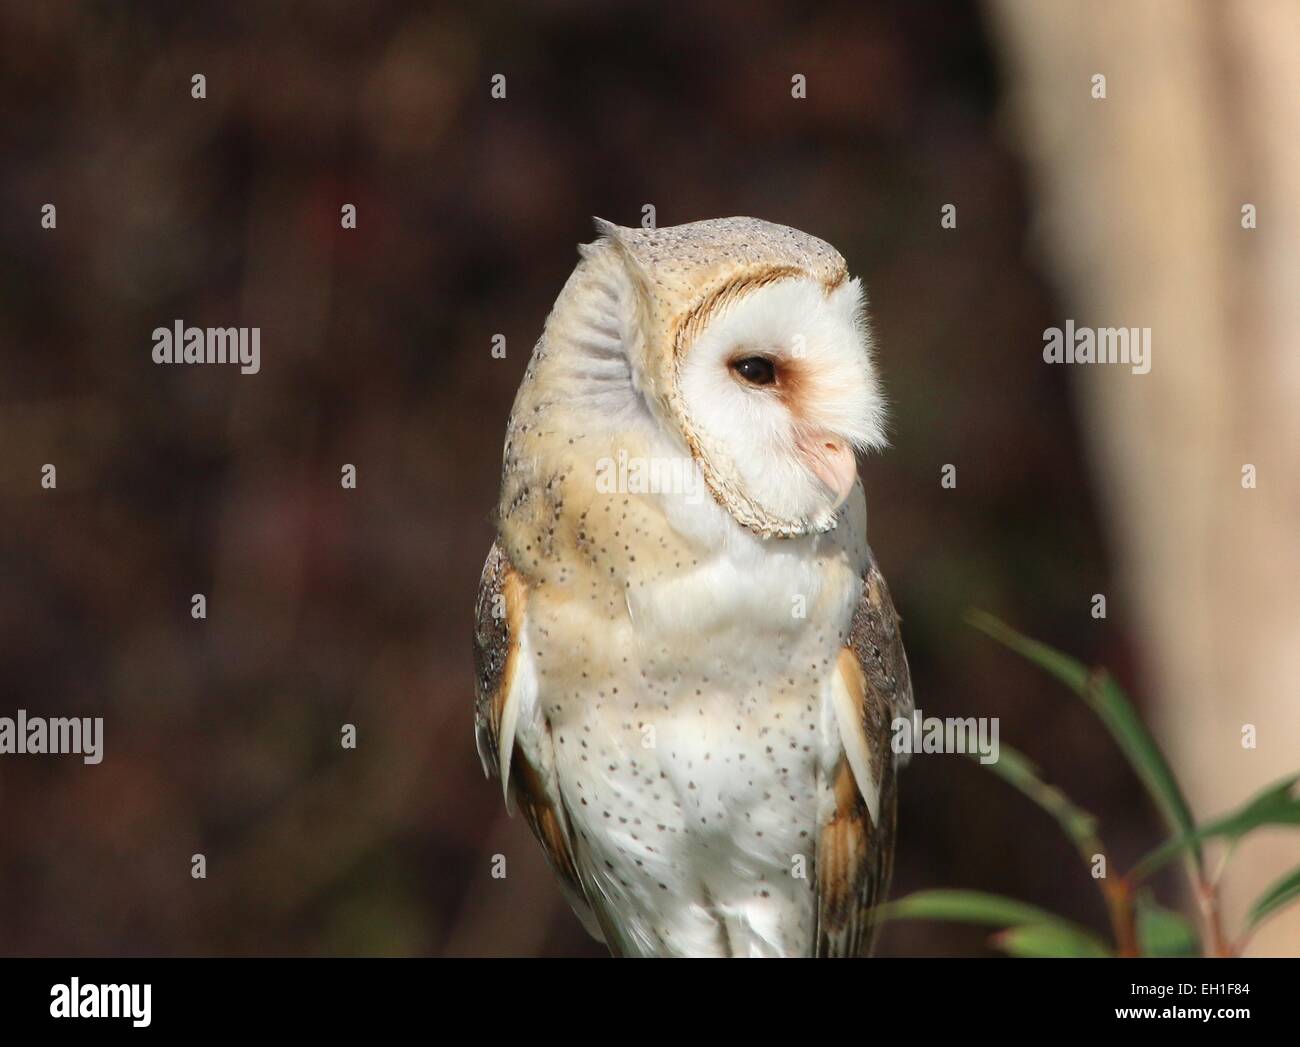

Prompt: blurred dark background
[0,0,1216,956]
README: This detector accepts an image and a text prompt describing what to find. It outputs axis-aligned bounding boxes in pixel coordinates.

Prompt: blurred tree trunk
[987,0,1300,955]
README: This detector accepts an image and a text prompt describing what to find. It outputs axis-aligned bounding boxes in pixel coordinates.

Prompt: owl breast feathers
[473,216,913,957]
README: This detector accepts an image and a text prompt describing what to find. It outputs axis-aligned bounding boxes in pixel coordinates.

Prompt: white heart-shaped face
[676,275,887,532]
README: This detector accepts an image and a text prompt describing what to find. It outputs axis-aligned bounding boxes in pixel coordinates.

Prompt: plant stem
[1103,876,1139,957]
[1195,874,1232,957]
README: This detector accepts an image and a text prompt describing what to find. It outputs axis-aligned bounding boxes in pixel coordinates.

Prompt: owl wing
[817,550,914,957]
[473,541,603,941]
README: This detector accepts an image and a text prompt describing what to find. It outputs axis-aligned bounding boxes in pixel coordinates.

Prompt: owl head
[577,217,887,539]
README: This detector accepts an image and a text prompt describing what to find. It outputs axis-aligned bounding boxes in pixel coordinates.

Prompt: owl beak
[797,432,858,509]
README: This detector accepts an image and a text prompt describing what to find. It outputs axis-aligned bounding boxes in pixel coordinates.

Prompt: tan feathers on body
[474,217,912,957]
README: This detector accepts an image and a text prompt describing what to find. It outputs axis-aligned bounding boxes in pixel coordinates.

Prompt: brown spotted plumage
[473,541,603,941]
[816,556,912,956]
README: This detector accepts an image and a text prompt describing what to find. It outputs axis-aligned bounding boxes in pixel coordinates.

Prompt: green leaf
[876,889,1060,927]
[966,610,1201,871]
[976,743,1103,864]
[877,889,1111,956]
[1248,865,1300,933]
[1135,895,1199,957]
[994,923,1112,958]
[1133,774,1300,880]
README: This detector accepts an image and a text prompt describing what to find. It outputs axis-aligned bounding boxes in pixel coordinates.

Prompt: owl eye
[730,355,777,386]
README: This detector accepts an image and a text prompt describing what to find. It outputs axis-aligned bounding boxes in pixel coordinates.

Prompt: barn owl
[473,217,913,957]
